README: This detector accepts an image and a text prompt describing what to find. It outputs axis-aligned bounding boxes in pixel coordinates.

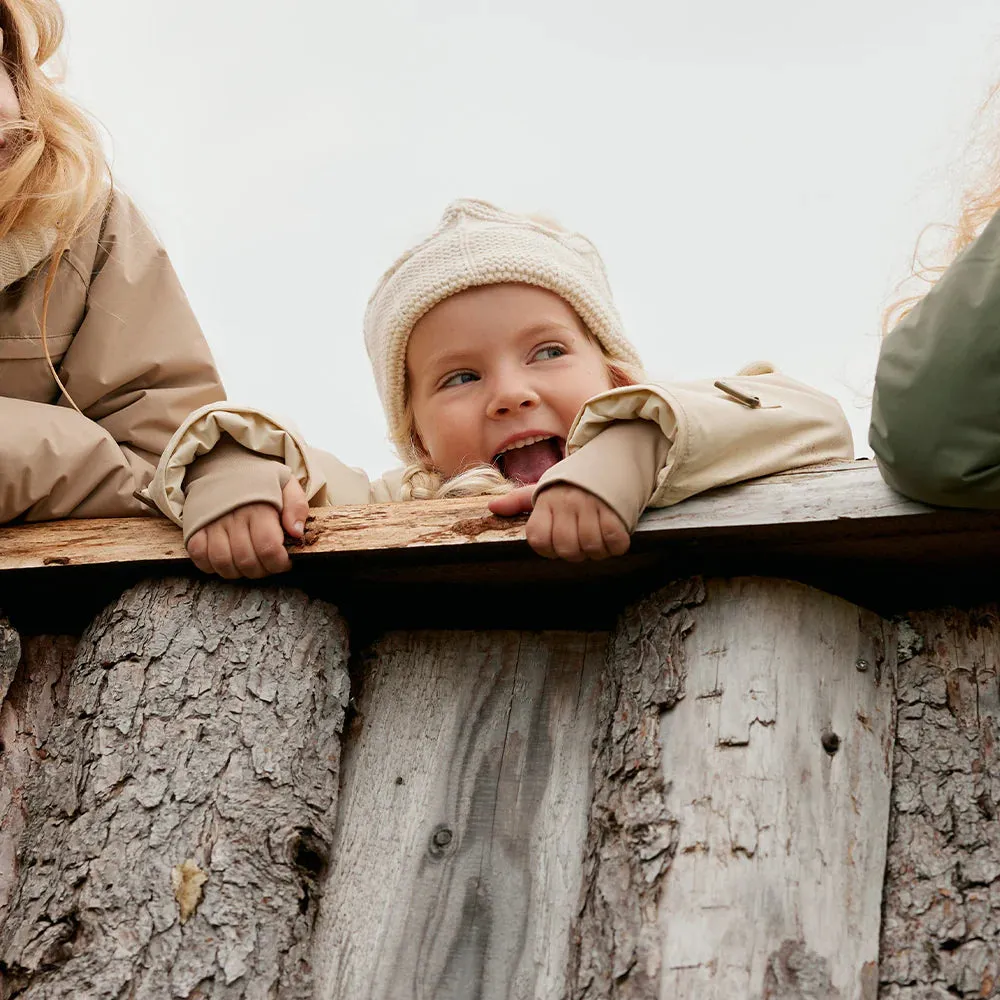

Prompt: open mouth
[492,435,566,485]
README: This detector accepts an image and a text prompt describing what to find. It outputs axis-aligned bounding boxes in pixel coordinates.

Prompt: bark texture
[0,578,350,1000]
[0,632,77,916]
[880,607,1000,999]
[567,577,706,999]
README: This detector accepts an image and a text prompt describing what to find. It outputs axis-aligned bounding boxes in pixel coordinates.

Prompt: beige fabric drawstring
[0,226,83,415]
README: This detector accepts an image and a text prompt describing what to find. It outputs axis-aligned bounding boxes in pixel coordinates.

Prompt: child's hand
[186,478,310,579]
[489,483,631,561]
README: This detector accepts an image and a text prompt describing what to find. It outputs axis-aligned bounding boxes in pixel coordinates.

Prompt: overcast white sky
[58,0,1000,473]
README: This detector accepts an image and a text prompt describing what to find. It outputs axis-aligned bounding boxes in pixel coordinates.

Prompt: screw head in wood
[855,658,869,672]
[429,824,454,858]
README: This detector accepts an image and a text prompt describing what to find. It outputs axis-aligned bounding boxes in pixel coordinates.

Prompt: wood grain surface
[313,630,605,1000]
[0,459,992,575]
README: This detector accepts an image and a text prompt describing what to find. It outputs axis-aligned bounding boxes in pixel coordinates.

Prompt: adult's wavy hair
[883,81,1000,336]
[0,0,109,409]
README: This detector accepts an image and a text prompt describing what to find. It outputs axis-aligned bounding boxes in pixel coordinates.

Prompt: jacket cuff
[533,420,671,531]
[181,436,291,543]
[145,402,319,526]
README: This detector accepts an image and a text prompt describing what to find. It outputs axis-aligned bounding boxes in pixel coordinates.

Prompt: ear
[607,363,637,389]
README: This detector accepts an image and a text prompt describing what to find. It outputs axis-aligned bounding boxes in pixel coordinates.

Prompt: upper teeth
[496,434,552,458]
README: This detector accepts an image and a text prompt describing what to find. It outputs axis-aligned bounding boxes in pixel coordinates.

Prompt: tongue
[500,439,563,485]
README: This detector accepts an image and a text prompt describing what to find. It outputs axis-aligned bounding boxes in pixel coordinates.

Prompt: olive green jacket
[871,211,1000,507]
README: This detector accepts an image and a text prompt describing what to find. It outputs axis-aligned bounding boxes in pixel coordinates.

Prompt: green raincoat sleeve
[871,211,1000,507]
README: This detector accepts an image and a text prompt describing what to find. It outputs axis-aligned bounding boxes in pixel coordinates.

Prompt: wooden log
[880,607,1000,999]
[3,459,998,576]
[313,630,606,1000]
[570,577,896,1000]
[315,576,895,1000]
[0,578,351,999]
[0,631,77,917]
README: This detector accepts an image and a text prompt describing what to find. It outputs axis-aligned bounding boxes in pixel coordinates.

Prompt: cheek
[412,393,484,472]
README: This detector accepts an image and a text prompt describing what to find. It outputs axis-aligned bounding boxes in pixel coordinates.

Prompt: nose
[487,370,540,418]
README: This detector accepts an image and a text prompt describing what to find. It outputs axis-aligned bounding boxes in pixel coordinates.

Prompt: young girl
[0,0,283,547]
[145,199,855,578]
[872,86,1000,507]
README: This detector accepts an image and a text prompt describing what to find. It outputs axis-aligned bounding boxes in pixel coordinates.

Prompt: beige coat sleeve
[146,403,382,538]
[0,191,225,523]
[534,420,669,531]
[535,368,852,521]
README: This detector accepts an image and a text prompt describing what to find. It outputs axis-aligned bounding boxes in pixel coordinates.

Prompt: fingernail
[294,521,304,535]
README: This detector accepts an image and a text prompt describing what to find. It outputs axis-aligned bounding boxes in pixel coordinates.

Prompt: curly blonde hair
[0,1,106,239]
[883,81,1000,336]
[0,0,110,409]
[397,356,646,500]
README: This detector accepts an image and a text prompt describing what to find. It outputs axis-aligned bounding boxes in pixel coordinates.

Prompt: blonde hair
[883,81,1000,336]
[0,0,110,409]
[397,355,646,501]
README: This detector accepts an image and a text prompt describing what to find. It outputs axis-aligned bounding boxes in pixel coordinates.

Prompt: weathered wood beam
[1,459,994,576]
[314,630,605,998]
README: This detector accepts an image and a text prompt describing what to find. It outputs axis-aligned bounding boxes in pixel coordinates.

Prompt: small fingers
[489,485,535,517]
[281,478,310,539]
[251,508,292,575]
[186,529,213,575]
[525,498,556,558]
[222,518,268,579]
[575,503,612,561]
[598,504,631,557]
[549,504,586,562]
[205,524,241,580]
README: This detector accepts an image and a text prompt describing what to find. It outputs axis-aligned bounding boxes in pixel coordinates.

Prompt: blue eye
[534,345,565,361]
[441,371,478,388]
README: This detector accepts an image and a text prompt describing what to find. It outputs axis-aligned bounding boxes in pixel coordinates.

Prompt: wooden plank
[654,578,895,997]
[0,460,988,576]
[313,630,605,1000]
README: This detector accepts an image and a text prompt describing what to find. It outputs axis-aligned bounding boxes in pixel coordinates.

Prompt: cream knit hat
[363,198,644,451]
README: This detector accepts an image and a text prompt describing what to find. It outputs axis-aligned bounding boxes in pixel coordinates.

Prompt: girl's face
[406,283,614,484]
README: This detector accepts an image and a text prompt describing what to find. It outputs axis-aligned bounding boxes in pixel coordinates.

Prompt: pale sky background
[58,0,1000,473]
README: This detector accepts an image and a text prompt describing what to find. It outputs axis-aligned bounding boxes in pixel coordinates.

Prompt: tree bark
[570,577,896,1000]
[0,630,77,917]
[0,578,350,1000]
[880,607,1000,999]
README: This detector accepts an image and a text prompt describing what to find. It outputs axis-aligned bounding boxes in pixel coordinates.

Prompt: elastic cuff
[533,420,670,531]
[181,447,289,543]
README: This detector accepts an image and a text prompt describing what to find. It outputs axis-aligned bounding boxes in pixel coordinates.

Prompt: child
[871,90,1000,506]
[145,199,854,578]
[0,0,277,548]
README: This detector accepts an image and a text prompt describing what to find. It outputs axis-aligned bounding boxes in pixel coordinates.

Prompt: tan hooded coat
[0,188,229,523]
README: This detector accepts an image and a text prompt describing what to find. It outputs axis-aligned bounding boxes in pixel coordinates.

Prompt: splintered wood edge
[0,459,984,574]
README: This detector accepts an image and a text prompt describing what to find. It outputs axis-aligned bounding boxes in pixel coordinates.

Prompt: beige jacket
[147,368,854,542]
[0,189,227,523]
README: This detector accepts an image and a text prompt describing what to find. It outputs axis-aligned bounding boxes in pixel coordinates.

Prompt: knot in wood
[288,827,330,879]
[820,730,841,755]
[428,824,454,858]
